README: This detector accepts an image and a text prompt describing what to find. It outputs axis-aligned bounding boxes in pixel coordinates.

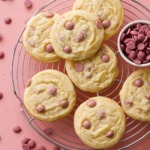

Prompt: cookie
[65,44,119,93]
[50,10,104,61]
[120,69,150,122]
[73,0,124,40]
[23,70,76,121]
[23,11,61,63]
[74,96,126,149]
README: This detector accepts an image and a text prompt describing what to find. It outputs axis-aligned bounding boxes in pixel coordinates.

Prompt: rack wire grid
[11,0,150,150]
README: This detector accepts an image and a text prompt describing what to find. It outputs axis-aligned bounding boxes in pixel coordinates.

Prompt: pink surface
[0,0,150,150]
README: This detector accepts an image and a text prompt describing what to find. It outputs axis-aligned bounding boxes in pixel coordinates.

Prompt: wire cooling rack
[11,0,150,149]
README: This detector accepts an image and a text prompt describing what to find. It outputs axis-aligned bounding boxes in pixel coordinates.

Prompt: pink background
[0,0,150,150]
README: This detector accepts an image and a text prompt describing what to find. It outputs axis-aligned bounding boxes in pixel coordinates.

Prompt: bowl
[118,20,150,67]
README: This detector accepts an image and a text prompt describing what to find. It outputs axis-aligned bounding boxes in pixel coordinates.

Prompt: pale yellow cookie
[74,96,126,149]
[50,10,104,61]
[73,0,124,40]
[24,70,76,121]
[120,69,150,122]
[65,44,119,93]
[23,11,61,63]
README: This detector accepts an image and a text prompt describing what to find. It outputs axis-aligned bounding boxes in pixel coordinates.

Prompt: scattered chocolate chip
[21,137,30,144]
[0,92,3,99]
[0,51,4,59]
[24,0,32,8]
[13,125,22,133]
[28,140,36,149]
[52,145,60,150]
[0,33,2,40]
[37,146,46,150]
[4,17,12,24]
[22,144,30,150]
[43,128,52,136]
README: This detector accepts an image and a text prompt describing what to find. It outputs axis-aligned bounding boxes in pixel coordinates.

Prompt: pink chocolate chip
[127,41,136,49]
[143,36,148,43]
[126,28,131,35]
[124,99,133,106]
[65,22,74,30]
[146,55,150,61]
[98,111,105,119]
[52,146,60,150]
[106,130,114,138]
[21,137,30,144]
[140,25,149,32]
[75,63,84,72]
[76,32,85,42]
[0,51,4,59]
[46,44,54,53]
[102,54,110,62]
[60,100,69,109]
[95,20,103,29]
[102,20,111,29]
[24,0,32,8]
[36,104,45,113]
[44,11,54,18]
[37,146,46,150]
[28,39,35,47]
[138,51,145,60]
[128,51,136,60]
[0,92,3,99]
[137,42,145,50]
[4,17,12,24]
[147,31,150,38]
[63,46,72,53]
[28,140,36,149]
[138,34,145,41]
[82,120,91,129]
[49,85,57,96]
[13,125,22,133]
[121,44,125,52]
[133,58,141,64]
[145,95,150,100]
[87,99,96,107]
[22,144,30,150]
[134,78,143,87]
[137,23,142,30]
[121,33,126,41]
[126,48,132,54]
[131,30,138,35]
[43,128,52,135]
[85,72,92,79]
[0,33,2,40]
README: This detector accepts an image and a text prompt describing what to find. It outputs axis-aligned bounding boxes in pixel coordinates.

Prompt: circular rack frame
[11,0,150,149]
